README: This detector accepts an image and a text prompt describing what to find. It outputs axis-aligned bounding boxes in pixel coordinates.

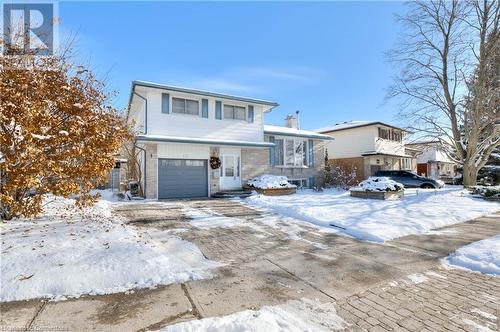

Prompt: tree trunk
[462,163,478,187]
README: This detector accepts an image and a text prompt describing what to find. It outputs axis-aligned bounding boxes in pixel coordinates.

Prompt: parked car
[373,170,444,189]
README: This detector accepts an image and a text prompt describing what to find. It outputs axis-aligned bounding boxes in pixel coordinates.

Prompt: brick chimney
[285,115,298,129]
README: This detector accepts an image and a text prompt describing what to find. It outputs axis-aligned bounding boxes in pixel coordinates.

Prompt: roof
[361,151,412,158]
[131,80,279,108]
[315,121,406,134]
[136,134,275,148]
[406,139,441,145]
[264,125,334,140]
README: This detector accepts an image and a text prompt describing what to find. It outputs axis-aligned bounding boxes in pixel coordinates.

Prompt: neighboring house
[126,81,331,199]
[406,140,457,181]
[315,121,415,181]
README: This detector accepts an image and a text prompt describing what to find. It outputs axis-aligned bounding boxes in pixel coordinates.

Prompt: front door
[220,154,241,190]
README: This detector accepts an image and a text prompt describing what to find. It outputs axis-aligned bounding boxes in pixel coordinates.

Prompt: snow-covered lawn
[445,235,500,276]
[245,187,500,242]
[159,298,346,332]
[0,195,221,302]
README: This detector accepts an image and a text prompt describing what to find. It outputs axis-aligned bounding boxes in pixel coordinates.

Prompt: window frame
[275,138,308,167]
[171,97,200,116]
[378,127,403,142]
[223,103,247,121]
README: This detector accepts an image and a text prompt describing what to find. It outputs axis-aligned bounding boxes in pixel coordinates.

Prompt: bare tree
[122,134,144,197]
[388,0,499,186]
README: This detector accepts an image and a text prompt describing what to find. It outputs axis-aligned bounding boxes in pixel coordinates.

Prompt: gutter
[136,135,275,148]
[264,131,335,140]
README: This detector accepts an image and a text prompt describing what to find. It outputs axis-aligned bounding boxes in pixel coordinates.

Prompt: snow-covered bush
[320,165,357,190]
[353,177,404,192]
[247,175,296,189]
[469,186,500,199]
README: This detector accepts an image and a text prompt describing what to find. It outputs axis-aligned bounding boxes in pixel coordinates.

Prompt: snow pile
[245,187,500,242]
[247,174,296,189]
[352,177,404,192]
[445,235,500,276]
[0,196,221,302]
[91,189,122,202]
[160,298,346,332]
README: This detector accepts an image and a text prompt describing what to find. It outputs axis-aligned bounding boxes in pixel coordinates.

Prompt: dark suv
[373,170,444,189]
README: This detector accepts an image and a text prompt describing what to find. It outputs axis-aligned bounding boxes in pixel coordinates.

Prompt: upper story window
[223,104,246,120]
[275,138,307,167]
[172,97,199,116]
[378,127,402,142]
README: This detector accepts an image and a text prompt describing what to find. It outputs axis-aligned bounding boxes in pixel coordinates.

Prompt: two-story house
[127,81,331,199]
[315,121,415,181]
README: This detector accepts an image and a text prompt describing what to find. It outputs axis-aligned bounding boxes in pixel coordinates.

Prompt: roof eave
[264,131,335,140]
[317,122,407,134]
[132,80,279,108]
[136,135,275,148]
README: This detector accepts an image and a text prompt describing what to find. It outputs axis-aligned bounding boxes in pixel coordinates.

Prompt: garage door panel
[158,159,208,199]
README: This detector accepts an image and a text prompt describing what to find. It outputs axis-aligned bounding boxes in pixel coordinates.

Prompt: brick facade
[328,157,365,182]
[145,143,158,199]
[241,140,325,187]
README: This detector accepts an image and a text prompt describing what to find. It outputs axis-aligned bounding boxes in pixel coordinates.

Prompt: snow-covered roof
[264,125,334,140]
[136,134,274,148]
[315,121,405,133]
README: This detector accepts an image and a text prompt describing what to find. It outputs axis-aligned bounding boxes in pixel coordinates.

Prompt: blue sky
[60,1,406,130]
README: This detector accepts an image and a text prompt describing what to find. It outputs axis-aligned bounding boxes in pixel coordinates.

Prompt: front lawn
[245,187,500,242]
[0,195,221,302]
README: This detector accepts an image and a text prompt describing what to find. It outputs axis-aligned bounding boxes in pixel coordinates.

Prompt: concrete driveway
[1,199,499,331]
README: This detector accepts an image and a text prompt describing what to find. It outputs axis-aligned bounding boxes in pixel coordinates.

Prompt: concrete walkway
[1,200,499,331]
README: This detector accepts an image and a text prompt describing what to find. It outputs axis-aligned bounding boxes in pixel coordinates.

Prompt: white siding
[137,86,265,142]
[128,99,145,134]
[374,138,406,156]
[157,143,210,160]
[416,145,453,163]
[324,126,377,158]
[323,125,406,158]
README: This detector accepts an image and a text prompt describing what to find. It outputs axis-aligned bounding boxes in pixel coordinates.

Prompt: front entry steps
[212,190,253,199]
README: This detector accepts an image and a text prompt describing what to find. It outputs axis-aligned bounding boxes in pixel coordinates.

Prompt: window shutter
[308,139,314,167]
[161,93,170,113]
[202,99,208,118]
[215,100,222,120]
[269,136,276,166]
[248,105,254,123]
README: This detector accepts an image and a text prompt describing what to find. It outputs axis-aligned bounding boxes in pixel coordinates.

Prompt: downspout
[133,91,148,135]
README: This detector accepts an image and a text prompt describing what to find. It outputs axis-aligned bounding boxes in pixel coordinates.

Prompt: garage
[158,159,208,199]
